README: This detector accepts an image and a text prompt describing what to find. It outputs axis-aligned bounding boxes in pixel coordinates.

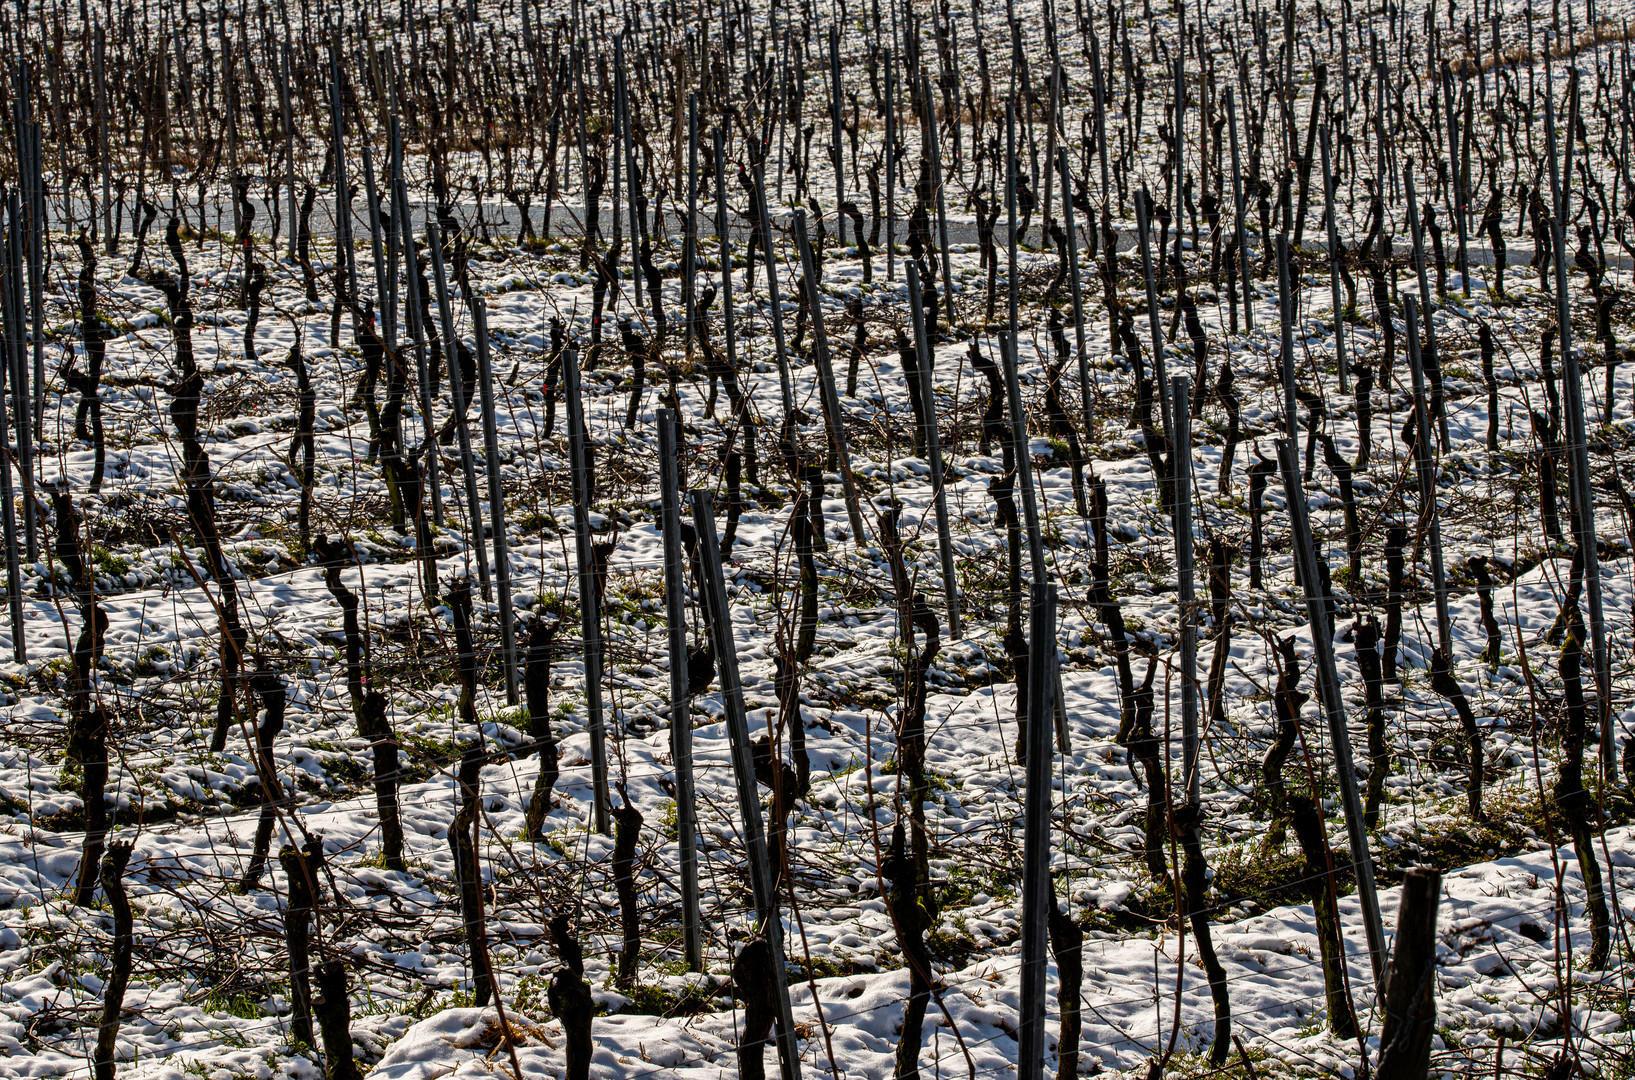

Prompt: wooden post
[1016,581,1058,1080]
[329,55,357,303]
[775,30,791,202]
[471,299,517,704]
[1375,75,1395,261]
[921,71,956,329]
[1174,385,1233,1062]
[906,259,962,638]
[619,34,642,309]
[1277,234,1297,442]
[791,210,869,543]
[1318,125,1349,394]
[1042,62,1061,246]
[361,142,391,350]
[829,26,846,247]
[394,157,444,525]
[1172,377,1198,805]
[690,490,804,1080]
[5,187,36,562]
[0,204,22,662]
[1057,147,1094,441]
[564,348,612,835]
[1090,29,1111,206]
[1,192,27,659]
[715,128,738,376]
[383,117,404,353]
[1377,868,1442,1080]
[95,28,113,257]
[656,409,702,972]
[885,55,896,281]
[1546,84,1615,780]
[1275,437,1389,988]
[753,161,798,420]
[684,93,699,353]
[1006,100,1021,336]
[1001,332,1047,582]
[609,41,622,304]
[1134,191,1172,438]
[1402,298,1453,660]
[1404,164,1434,306]
[1173,52,1186,283]
[1444,73,1470,297]
[281,46,298,261]
[22,107,39,520]
[1402,165,1452,451]
[1226,84,1253,332]
[427,222,491,601]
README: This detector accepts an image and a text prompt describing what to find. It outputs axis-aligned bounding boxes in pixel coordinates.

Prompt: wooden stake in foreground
[1275,438,1388,988]
[690,490,804,1080]
[1376,868,1442,1080]
[1015,580,1058,1080]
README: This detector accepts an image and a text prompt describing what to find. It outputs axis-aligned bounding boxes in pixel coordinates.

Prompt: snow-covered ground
[2,0,1635,1077]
